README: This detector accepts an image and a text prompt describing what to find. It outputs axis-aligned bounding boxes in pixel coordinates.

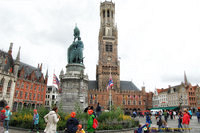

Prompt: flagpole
[109,67,112,111]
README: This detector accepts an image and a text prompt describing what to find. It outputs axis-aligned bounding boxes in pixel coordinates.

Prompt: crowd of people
[135,108,200,133]
[0,103,102,133]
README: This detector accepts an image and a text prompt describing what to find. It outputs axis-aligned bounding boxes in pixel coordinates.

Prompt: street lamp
[179,95,183,111]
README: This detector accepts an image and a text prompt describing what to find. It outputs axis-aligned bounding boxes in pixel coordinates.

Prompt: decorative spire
[184,71,188,86]
[16,46,21,62]
[8,42,13,55]
[45,69,48,78]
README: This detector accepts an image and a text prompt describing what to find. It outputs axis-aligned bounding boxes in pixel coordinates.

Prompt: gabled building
[13,63,48,110]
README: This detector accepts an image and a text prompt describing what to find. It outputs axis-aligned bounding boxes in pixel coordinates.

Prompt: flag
[93,95,96,99]
[53,74,60,89]
[107,76,114,91]
[91,94,93,99]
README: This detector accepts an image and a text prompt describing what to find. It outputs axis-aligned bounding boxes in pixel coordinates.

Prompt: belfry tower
[96,1,120,90]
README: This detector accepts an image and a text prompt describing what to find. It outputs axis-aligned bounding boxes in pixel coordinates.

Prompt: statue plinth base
[58,63,88,113]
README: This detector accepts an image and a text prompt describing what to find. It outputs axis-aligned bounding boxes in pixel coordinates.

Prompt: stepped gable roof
[19,62,42,80]
[157,88,168,94]
[88,80,140,91]
[0,50,14,73]
[120,81,140,91]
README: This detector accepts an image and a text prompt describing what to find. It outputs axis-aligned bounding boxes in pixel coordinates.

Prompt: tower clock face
[107,56,112,61]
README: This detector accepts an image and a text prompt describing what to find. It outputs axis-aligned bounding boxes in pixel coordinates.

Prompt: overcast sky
[0,0,200,92]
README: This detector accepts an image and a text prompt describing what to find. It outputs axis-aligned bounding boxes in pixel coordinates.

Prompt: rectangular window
[17,81,20,88]
[37,94,40,100]
[106,43,112,52]
[29,93,32,100]
[34,85,37,91]
[31,84,33,90]
[21,82,24,89]
[25,92,28,99]
[15,91,19,98]
[33,94,36,100]
[20,91,23,98]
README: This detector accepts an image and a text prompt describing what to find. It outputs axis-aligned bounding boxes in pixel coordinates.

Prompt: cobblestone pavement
[7,116,200,133]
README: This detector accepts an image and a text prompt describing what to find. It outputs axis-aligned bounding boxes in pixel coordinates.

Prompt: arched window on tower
[7,80,12,94]
[111,11,113,18]
[103,10,105,18]
[107,10,110,17]
[0,78,5,92]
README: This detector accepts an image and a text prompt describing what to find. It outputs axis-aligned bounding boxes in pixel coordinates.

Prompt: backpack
[92,118,98,129]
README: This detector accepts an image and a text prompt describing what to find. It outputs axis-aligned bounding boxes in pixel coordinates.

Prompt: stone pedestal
[58,63,88,113]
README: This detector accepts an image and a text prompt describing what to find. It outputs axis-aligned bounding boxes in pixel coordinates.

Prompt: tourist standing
[87,109,95,133]
[44,107,60,133]
[173,111,176,119]
[146,113,151,127]
[4,106,12,133]
[178,111,183,131]
[31,109,39,133]
[163,110,168,122]
[0,109,6,133]
[188,109,192,120]
[96,103,101,117]
[65,112,79,133]
[182,109,190,133]
[196,110,200,123]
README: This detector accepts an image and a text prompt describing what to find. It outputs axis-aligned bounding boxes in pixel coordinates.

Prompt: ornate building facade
[0,43,20,109]
[88,1,153,113]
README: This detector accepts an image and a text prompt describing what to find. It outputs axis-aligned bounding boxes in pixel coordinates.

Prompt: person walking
[163,110,168,122]
[182,109,190,133]
[87,109,95,133]
[44,107,60,133]
[95,103,101,117]
[4,106,12,133]
[196,110,200,123]
[156,113,162,132]
[146,113,151,127]
[178,111,183,132]
[0,109,7,133]
[188,109,192,120]
[31,109,39,133]
[65,112,79,133]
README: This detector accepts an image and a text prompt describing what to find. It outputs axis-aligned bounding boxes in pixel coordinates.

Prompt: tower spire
[8,42,13,55]
[184,71,188,86]
[16,46,21,62]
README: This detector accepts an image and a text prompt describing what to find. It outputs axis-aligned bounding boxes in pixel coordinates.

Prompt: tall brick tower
[96,1,120,90]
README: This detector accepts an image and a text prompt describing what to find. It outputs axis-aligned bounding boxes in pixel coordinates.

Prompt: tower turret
[14,47,20,77]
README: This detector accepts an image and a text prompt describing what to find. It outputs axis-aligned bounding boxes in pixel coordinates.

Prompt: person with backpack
[4,106,12,133]
[65,112,79,133]
[76,124,85,133]
[95,103,101,117]
[31,109,39,133]
[87,109,96,133]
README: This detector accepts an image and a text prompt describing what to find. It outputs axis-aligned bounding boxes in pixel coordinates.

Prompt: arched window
[103,10,105,18]
[7,80,12,94]
[107,10,110,17]
[0,78,4,92]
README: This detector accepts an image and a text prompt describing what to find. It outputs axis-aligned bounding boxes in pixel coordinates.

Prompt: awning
[150,106,179,110]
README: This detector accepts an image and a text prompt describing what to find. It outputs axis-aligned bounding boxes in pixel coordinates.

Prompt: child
[137,123,149,133]
[31,109,39,133]
[76,124,85,133]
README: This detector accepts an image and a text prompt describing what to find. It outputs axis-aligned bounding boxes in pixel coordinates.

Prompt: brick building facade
[13,63,48,110]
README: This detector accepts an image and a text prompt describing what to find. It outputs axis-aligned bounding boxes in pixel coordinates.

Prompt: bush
[10,106,139,131]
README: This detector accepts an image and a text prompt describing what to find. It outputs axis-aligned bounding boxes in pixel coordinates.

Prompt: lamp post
[179,95,183,111]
